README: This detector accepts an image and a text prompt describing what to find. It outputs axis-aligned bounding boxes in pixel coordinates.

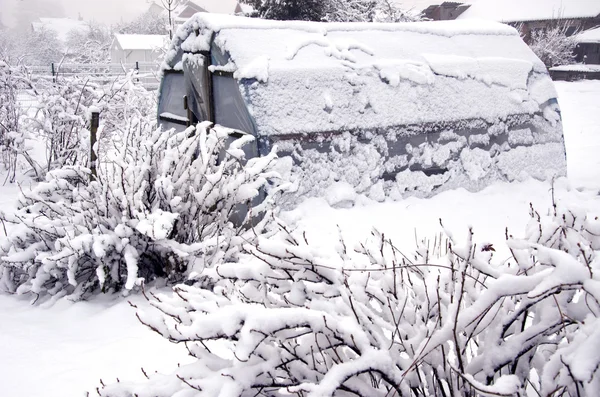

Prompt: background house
[422,2,472,20]
[31,17,89,43]
[575,27,600,64]
[110,34,166,64]
[147,0,247,27]
[174,0,246,26]
[456,0,600,38]
[418,0,600,37]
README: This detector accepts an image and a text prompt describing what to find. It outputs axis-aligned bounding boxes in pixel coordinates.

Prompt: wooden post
[90,111,99,181]
[51,62,55,83]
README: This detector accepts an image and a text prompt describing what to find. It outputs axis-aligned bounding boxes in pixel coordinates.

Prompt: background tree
[65,22,112,64]
[115,10,168,35]
[325,0,420,22]
[242,0,418,22]
[21,28,63,65]
[161,0,183,39]
[243,0,327,21]
[516,21,579,68]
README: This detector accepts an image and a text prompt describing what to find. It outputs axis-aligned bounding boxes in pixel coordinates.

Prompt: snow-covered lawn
[1,80,599,397]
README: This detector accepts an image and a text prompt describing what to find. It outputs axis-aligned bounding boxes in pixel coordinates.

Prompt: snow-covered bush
[0,59,40,181]
[115,10,168,35]
[27,77,101,174]
[99,200,600,396]
[0,122,282,300]
[243,0,418,22]
[519,23,578,68]
[325,0,420,22]
[243,0,327,21]
[23,72,155,178]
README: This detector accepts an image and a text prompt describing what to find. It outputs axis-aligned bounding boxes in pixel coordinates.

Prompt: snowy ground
[1,80,599,397]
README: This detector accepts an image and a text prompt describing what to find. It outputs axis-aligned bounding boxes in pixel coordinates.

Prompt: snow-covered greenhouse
[158,13,566,198]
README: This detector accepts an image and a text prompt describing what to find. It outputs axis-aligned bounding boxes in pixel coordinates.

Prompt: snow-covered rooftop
[170,0,241,18]
[393,0,478,13]
[167,13,556,136]
[576,27,600,43]
[114,34,167,50]
[31,17,89,43]
[458,0,600,23]
[192,0,241,14]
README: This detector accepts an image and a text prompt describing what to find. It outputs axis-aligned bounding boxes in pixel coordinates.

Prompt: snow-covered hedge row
[1,51,158,182]
[100,201,600,396]
[0,122,282,300]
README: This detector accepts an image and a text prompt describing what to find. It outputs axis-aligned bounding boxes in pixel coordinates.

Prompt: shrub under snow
[99,200,600,396]
[0,122,282,301]
[0,59,40,182]
[519,23,578,68]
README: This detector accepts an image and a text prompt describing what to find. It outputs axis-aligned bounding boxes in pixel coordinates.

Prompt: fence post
[90,111,99,181]
[135,61,139,83]
[51,62,55,83]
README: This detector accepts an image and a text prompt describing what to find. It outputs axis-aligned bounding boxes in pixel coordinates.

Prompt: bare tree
[161,0,183,40]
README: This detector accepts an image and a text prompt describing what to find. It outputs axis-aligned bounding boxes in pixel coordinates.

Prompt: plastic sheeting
[158,72,188,131]
[184,56,211,122]
[213,75,257,135]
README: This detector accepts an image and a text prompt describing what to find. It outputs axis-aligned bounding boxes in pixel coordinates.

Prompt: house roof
[150,0,242,20]
[393,0,477,13]
[31,17,89,42]
[576,26,600,43]
[458,0,600,23]
[192,0,241,14]
[114,34,167,50]
[166,13,556,137]
[177,3,207,19]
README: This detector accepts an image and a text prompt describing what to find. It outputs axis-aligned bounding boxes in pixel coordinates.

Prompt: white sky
[0,0,151,27]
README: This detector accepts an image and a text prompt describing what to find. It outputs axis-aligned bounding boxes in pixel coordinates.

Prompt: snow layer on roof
[195,0,241,14]
[167,13,555,136]
[577,27,600,43]
[176,0,240,15]
[458,0,600,23]
[393,0,478,13]
[31,18,89,43]
[114,34,167,51]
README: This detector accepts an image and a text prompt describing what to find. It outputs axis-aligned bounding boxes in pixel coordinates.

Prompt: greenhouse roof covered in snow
[163,13,555,137]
